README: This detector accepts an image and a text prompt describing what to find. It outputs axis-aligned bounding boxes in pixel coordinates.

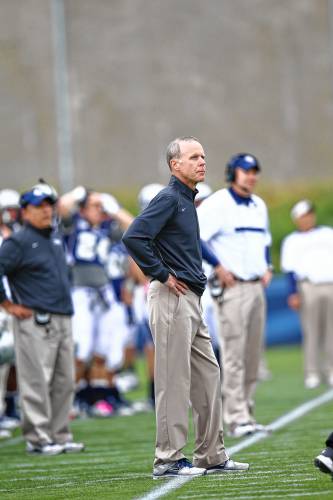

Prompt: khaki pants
[148,281,228,469]
[14,314,75,446]
[215,282,265,428]
[0,363,10,416]
[299,281,333,379]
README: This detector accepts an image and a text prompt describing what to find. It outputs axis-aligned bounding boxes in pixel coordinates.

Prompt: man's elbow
[121,231,130,249]
[122,230,135,253]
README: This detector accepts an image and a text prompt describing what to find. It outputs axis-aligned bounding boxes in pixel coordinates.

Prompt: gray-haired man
[123,137,249,479]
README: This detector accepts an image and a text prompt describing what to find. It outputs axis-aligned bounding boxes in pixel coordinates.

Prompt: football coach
[123,136,249,479]
[0,181,83,455]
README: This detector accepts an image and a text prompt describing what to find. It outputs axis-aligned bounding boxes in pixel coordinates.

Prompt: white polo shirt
[198,188,271,280]
[280,226,333,283]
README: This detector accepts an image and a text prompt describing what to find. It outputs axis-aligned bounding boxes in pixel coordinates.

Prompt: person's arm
[285,272,300,310]
[57,186,87,219]
[280,236,300,309]
[261,245,273,287]
[260,203,273,287]
[1,299,32,319]
[100,193,133,231]
[128,256,147,285]
[0,239,32,319]
[122,193,176,283]
[201,239,219,267]
[201,239,235,287]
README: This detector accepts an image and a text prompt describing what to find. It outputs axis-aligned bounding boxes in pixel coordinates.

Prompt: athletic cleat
[153,458,207,479]
[227,421,267,438]
[131,399,155,413]
[314,447,333,475]
[305,374,320,389]
[114,371,139,393]
[0,417,20,430]
[115,405,136,416]
[207,459,250,473]
[105,392,136,416]
[26,442,65,456]
[253,423,270,433]
[227,423,256,438]
[63,441,85,453]
[0,429,11,439]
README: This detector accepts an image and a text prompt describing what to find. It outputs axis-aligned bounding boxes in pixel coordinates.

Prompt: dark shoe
[153,458,207,479]
[207,459,249,474]
[314,447,333,475]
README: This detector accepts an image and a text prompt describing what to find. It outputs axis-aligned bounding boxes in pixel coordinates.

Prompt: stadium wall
[0,0,333,191]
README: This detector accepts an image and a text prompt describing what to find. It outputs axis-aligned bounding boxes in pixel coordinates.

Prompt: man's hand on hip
[1,300,33,319]
[165,275,189,296]
[214,264,236,287]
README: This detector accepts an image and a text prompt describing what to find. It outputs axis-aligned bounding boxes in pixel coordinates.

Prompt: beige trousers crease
[215,282,265,428]
[0,363,9,416]
[299,281,333,378]
[148,280,227,469]
[14,314,75,446]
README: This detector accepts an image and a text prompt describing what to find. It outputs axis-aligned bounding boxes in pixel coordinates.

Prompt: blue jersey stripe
[235,227,265,233]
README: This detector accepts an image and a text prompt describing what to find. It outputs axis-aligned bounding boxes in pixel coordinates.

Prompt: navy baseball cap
[20,183,58,208]
[228,153,261,171]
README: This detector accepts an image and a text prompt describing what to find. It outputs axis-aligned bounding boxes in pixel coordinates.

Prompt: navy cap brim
[20,192,56,208]
[29,195,56,206]
[238,165,260,171]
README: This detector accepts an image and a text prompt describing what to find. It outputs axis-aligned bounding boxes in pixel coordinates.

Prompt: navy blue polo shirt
[0,223,73,315]
[123,175,207,296]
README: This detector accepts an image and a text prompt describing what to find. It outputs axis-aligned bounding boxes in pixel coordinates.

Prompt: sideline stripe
[137,389,333,500]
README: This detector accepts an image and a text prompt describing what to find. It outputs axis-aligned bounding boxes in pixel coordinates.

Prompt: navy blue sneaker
[153,458,207,479]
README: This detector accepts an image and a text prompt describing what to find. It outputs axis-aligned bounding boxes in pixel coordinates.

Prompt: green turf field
[0,346,332,499]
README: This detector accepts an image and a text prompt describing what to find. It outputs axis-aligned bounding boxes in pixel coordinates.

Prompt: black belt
[234,276,261,283]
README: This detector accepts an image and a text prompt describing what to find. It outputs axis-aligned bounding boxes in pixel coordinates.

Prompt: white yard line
[137,389,333,500]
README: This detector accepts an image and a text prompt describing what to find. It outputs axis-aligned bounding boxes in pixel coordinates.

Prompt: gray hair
[166,136,199,169]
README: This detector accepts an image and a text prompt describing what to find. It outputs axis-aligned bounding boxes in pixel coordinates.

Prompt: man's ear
[170,159,180,172]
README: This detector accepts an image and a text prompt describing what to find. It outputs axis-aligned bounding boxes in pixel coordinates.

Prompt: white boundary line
[137,389,333,500]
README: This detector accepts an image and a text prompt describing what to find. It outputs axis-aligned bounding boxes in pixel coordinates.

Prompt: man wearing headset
[197,153,273,438]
